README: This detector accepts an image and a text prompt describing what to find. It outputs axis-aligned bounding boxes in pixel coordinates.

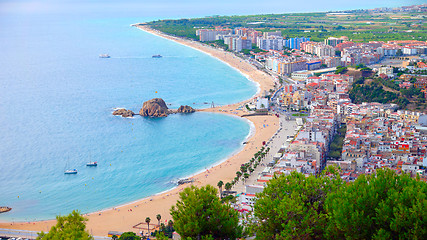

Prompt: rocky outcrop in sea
[112,108,135,118]
[113,98,196,118]
[139,98,169,117]
[177,105,195,113]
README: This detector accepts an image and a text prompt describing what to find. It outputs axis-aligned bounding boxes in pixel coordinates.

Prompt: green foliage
[207,40,228,50]
[221,195,237,204]
[326,169,427,239]
[225,182,232,191]
[350,78,401,106]
[170,185,242,239]
[291,113,308,117]
[335,66,347,74]
[327,124,346,160]
[155,231,169,240]
[253,166,343,239]
[354,64,365,69]
[400,85,424,100]
[37,210,93,240]
[154,220,175,239]
[349,77,426,109]
[118,232,140,240]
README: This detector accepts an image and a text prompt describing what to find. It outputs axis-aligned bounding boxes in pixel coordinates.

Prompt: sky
[0,0,424,18]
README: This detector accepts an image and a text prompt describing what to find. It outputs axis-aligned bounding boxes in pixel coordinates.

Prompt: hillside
[349,76,427,112]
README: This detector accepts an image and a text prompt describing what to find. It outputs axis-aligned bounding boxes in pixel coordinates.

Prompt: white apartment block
[257,37,284,51]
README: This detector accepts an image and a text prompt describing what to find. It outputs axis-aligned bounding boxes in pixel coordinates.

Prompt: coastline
[0,24,279,236]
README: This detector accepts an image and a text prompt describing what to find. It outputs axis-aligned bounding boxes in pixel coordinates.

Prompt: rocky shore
[113,98,195,118]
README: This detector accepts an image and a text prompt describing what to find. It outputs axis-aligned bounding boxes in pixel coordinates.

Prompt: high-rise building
[263,31,282,38]
[257,37,284,51]
[224,36,252,52]
[277,60,307,75]
[324,37,346,47]
[284,37,310,50]
[196,28,232,42]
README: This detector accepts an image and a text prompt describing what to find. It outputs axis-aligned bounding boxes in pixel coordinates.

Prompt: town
[192,21,427,218]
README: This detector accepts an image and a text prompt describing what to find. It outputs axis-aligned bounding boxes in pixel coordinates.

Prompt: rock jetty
[177,105,195,113]
[139,98,169,117]
[113,108,135,118]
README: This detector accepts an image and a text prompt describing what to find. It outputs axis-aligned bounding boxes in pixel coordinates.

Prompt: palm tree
[244,173,250,181]
[225,182,232,191]
[156,214,161,229]
[145,217,151,234]
[168,220,173,228]
[217,180,224,197]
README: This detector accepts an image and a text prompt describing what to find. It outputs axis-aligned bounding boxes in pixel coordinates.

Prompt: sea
[0,13,257,221]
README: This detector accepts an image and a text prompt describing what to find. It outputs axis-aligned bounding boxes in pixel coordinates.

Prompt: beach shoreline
[0,24,279,236]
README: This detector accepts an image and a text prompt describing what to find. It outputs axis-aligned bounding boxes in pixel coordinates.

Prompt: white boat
[99,54,110,58]
[86,161,98,167]
[64,169,78,174]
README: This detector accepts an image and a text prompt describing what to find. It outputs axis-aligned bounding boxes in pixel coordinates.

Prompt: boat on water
[99,54,110,58]
[152,54,162,58]
[0,206,12,214]
[86,161,98,167]
[64,169,78,174]
[177,178,194,185]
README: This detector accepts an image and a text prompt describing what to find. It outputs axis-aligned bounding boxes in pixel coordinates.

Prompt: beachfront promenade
[232,115,297,193]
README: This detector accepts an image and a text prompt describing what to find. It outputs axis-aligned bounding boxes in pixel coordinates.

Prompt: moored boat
[86,161,98,167]
[64,169,78,174]
[0,206,12,214]
[177,178,194,185]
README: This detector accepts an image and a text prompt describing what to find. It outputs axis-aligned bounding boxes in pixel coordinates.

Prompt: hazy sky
[0,0,424,18]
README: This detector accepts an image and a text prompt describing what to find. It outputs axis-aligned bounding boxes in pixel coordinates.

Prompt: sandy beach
[0,24,279,236]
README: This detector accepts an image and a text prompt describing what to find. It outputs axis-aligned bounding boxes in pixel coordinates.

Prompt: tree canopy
[253,167,427,239]
[253,166,343,239]
[170,185,242,239]
[326,168,427,239]
[118,232,140,240]
[37,210,93,240]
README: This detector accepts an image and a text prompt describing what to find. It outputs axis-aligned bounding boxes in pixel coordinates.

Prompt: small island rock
[177,105,195,113]
[139,98,169,117]
[113,109,135,117]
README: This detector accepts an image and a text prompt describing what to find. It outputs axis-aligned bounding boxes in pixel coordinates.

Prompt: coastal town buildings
[197,28,427,217]
[235,70,427,213]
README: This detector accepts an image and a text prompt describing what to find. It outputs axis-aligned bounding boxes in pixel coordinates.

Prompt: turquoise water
[0,15,257,221]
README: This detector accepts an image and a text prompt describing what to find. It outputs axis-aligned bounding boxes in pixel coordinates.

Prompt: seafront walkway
[232,115,298,193]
